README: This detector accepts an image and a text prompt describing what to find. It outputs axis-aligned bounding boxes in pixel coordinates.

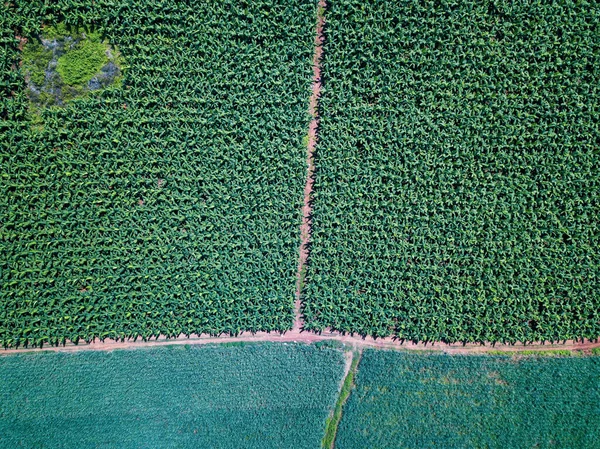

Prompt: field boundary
[2,330,598,355]
[322,349,362,449]
[294,0,326,332]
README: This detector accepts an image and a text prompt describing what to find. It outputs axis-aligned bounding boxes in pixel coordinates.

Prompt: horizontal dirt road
[2,328,598,355]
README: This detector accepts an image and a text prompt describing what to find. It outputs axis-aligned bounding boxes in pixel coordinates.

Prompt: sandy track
[294,0,326,332]
[341,350,354,383]
[2,328,598,355]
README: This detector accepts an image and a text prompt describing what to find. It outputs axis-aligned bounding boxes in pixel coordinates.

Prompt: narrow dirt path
[341,350,354,384]
[294,0,326,333]
[2,330,598,355]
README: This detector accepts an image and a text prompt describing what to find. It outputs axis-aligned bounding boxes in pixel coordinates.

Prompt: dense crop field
[1,0,317,347]
[336,350,600,449]
[0,343,345,448]
[304,0,600,342]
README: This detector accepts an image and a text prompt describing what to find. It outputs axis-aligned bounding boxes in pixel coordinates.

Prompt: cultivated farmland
[1,0,317,347]
[2,0,600,447]
[0,343,346,448]
[304,0,600,343]
[335,350,600,449]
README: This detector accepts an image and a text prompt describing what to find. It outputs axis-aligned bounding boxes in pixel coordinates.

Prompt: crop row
[2,0,600,347]
[0,344,346,449]
[337,350,600,448]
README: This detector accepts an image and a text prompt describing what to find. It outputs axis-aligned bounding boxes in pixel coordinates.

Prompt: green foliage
[322,351,360,449]
[42,23,94,40]
[486,349,581,357]
[0,343,346,448]
[20,38,52,85]
[20,22,120,110]
[57,38,108,86]
[0,0,315,347]
[336,350,600,449]
[314,339,345,350]
[304,0,600,343]
[43,22,73,39]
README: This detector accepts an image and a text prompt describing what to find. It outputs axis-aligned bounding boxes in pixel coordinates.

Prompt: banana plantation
[303,0,600,343]
[1,0,599,348]
[0,0,316,347]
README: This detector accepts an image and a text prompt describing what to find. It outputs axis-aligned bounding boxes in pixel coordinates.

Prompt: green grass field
[335,350,600,449]
[0,343,345,449]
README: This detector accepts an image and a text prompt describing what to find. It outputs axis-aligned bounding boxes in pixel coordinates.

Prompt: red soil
[294,0,326,332]
[16,35,27,52]
[2,329,598,355]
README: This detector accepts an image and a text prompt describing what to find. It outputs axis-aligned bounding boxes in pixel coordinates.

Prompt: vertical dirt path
[294,0,327,332]
[341,350,354,387]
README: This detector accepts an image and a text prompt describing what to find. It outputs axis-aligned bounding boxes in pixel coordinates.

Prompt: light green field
[0,343,345,449]
[336,350,600,449]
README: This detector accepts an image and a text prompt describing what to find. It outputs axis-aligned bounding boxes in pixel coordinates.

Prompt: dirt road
[2,327,598,355]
